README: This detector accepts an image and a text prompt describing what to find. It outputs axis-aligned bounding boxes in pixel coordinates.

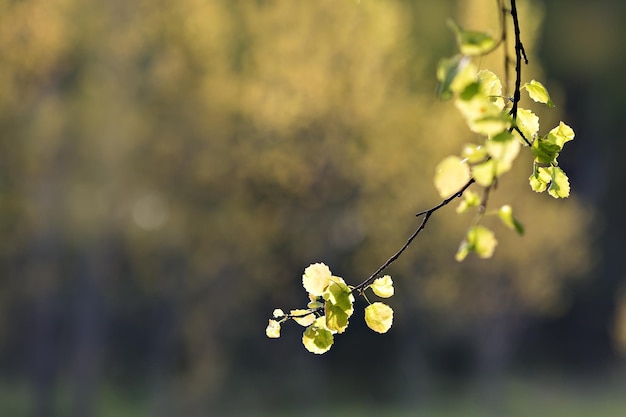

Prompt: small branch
[353,179,475,293]
[509,0,527,121]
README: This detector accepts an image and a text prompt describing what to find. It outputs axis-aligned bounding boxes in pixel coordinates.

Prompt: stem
[353,179,475,293]
[509,0,527,122]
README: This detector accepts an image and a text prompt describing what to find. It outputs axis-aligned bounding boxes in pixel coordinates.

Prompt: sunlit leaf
[532,137,561,164]
[462,144,487,164]
[290,309,316,327]
[302,317,334,354]
[434,156,471,198]
[323,276,355,315]
[325,303,350,333]
[471,159,496,186]
[266,319,281,339]
[371,275,394,298]
[523,80,555,107]
[307,300,323,309]
[546,122,575,148]
[302,263,331,296]
[364,302,394,334]
[486,137,520,175]
[448,20,497,56]
[548,167,570,198]
[272,308,285,318]
[456,189,480,213]
[529,166,552,193]
[514,108,539,141]
[498,205,524,235]
[457,225,498,261]
[478,69,505,109]
[436,55,474,100]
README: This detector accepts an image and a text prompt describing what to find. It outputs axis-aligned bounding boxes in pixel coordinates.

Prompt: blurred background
[1,0,625,415]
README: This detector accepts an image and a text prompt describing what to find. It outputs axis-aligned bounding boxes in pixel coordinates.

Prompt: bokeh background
[1,0,625,415]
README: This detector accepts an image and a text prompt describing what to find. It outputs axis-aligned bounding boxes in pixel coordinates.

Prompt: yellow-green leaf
[266,319,281,339]
[498,205,524,235]
[434,156,471,198]
[364,302,394,334]
[548,167,570,198]
[302,263,331,296]
[272,309,285,318]
[302,318,334,354]
[547,122,575,148]
[471,225,497,258]
[325,303,350,334]
[471,159,496,186]
[514,108,539,141]
[478,69,505,110]
[523,80,555,107]
[456,189,480,213]
[371,275,394,298]
[448,20,497,56]
[290,309,316,327]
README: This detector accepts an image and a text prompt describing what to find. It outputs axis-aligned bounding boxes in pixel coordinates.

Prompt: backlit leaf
[302,263,331,296]
[364,302,394,334]
[547,122,575,148]
[498,205,524,235]
[434,156,471,198]
[266,319,281,339]
[371,275,394,298]
[548,167,570,198]
[523,80,555,107]
[449,20,497,56]
[302,317,334,354]
[290,309,316,327]
[514,108,539,141]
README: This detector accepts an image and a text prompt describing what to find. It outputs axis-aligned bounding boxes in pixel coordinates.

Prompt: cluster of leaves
[435,20,574,261]
[266,263,394,354]
[267,2,576,354]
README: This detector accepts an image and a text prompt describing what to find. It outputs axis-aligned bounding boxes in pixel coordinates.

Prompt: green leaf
[364,302,394,334]
[529,166,552,193]
[456,189,480,213]
[290,309,316,327]
[272,309,285,318]
[471,159,496,186]
[434,156,471,198]
[448,20,497,56]
[461,144,487,164]
[532,136,562,164]
[307,300,323,309]
[514,108,539,141]
[266,319,281,338]
[456,225,498,261]
[498,205,524,235]
[478,69,505,109]
[485,137,520,175]
[302,263,331,296]
[471,225,498,258]
[548,166,570,198]
[323,276,355,315]
[546,122,575,148]
[302,317,334,354]
[523,80,555,107]
[325,303,350,334]
[371,275,394,298]
[436,55,474,100]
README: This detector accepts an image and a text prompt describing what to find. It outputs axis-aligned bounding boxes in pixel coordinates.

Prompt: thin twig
[509,0,527,122]
[353,179,475,293]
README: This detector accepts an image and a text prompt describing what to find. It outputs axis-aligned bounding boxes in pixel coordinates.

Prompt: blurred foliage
[0,0,600,415]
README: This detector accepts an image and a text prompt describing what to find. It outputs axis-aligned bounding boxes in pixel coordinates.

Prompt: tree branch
[353,178,475,294]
